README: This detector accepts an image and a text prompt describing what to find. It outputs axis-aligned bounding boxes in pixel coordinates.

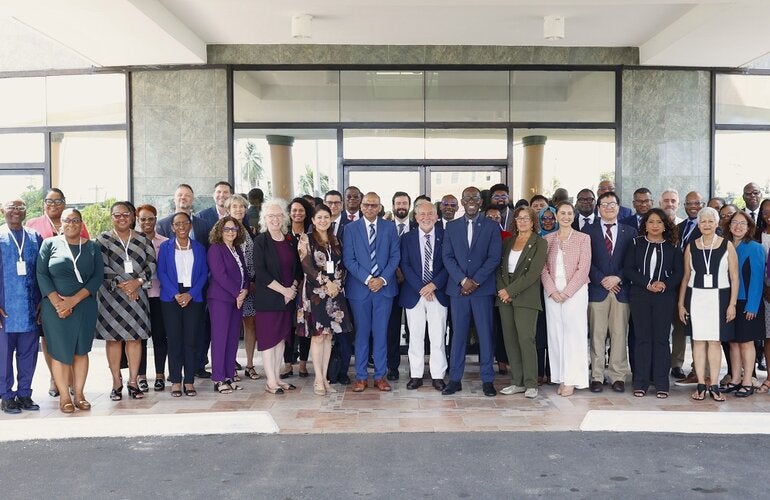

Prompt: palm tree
[297,165,329,196]
[240,140,264,188]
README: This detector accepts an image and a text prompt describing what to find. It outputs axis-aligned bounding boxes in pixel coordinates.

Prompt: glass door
[345,167,422,208]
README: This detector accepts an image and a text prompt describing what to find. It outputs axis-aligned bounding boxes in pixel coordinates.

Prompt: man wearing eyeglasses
[0,199,43,414]
[489,183,515,233]
[438,195,459,230]
[619,187,653,230]
[571,188,597,230]
[341,186,363,226]
[441,186,502,397]
[596,180,633,220]
[584,191,637,393]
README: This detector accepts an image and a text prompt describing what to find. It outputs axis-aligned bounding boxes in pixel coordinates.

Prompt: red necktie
[604,223,615,255]
[348,213,355,221]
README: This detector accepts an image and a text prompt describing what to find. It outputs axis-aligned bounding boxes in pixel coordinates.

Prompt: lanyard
[112,229,132,262]
[45,214,62,236]
[61,236,84,284]
[700,235,715,273]
[9,228,26,262]
[228,245,245,288]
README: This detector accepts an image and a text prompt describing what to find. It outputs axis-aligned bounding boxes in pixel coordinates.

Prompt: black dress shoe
[387,369,399,381]
[611,381,625,393]
[671,367,687,379]
[589,381,603,393]
[16,396,40,411]
[1,398,22,414]
[759,361,768,372]
[442,380,462,395]
[280,368,293,379]
[194,369,211,379]
[432,379,446,391]
[338,374,351,385]
[406,378,423,390]
[482,382,497,397]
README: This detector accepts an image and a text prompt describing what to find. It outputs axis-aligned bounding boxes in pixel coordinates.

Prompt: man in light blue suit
[441,186,502,397]
[343,192,400,392]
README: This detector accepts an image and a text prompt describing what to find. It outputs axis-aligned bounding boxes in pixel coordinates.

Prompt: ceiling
[2,0,770,70]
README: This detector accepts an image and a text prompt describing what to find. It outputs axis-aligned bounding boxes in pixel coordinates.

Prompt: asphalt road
[2,432,762,499]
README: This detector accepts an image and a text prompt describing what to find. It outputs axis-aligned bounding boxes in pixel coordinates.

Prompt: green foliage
[0,185,43,226]
[297,164,329,196]
[240,140,264,188]
[81,198,117,236]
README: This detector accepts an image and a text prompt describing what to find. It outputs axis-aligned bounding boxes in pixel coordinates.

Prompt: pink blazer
[541,230,592,298]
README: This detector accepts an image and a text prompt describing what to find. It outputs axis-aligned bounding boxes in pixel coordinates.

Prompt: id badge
[702,274,713,288]
[124,261,134,274]
[326,260,335,274]
[16,260,26,276]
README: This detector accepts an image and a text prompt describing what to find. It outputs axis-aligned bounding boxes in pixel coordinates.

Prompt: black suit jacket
[619,213,641,230]
[252,232,302,311]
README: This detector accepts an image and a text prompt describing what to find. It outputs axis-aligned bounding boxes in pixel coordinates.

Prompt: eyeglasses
[361,203,380,209]
[633,199,652,204]
[515,216,531,222]
[461,195,481,202]
[325,200,342,206]
[744,190,761,197]
[441,202,458,208]
[3,205,27,212]
[346,194,361,199]
[266,213,284,219]
[684,201,704,207]
[111,213,132,219]
[62,218,82,224]
[730,220,748,227]
[577,197,595,203]
[541,216,556,222]
[486,214,501,221]
[172,221,191,228]
[222,226,239,233]
[491,194,509,201]
[720,213,736,219]
[138,216,156,222]
[44,199,66,206]
[598,202,618,209]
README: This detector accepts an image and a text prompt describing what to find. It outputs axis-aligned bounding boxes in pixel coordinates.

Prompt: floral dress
[296,233,353,336]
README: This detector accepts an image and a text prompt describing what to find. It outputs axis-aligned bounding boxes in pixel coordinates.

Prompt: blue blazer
[207,243,247,303]
[582,219,637,303]
[156,237,209,302]
[342,217,400,300]
[399,226,449,308]
[156,214,212,249]
[442,216,502,297]
[339,210,362,227]
[618,213,640,230]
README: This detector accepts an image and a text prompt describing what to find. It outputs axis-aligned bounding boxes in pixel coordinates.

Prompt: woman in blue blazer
[156,212,209,397]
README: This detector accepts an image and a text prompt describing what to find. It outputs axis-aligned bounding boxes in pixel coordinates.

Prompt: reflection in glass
[344,129,424,159]
[340,71,424,122]
[425,129,507,159]
[511,71,615,122]
[714,130,770,203]
[0,134,45,163]
[716,74,770,125]
[426,71,509,122]
[234,71,340,122]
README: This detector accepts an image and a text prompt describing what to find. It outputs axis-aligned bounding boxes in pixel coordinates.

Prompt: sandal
[692,384,706,401]
[170,384,182,398]
[656,391,669,399]
[633,390,646,397]
[244,366,261,380]
[60,401,75,414]
[278,383,297,391]
[214,381,233,394]
[756,380,770,393]
[232,374,241,383]
[265,385,285,395]
[127,384,144,399]
[314,383,326,396]
[184,386,197,397]
[154,378,165,391]
[720,382,740,393]
[324,381,337,394]
[225,379,243,391]
[110,385,123,401]
[708,385,725,402]
[137,379,149,393]
[735,385,755,398]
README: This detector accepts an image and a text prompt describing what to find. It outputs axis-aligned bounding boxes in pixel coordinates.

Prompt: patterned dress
[296,233,353,337]
[240,235,256,317]
[94,230,156,341]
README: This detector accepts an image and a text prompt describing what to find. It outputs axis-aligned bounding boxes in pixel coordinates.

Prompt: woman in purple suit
[207,217,249,394]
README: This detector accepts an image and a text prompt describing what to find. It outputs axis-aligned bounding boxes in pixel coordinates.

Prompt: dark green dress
[36,237,104,364]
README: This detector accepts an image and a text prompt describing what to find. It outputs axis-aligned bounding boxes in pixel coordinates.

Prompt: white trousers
[405,296,448,379]
[545,284,589,389]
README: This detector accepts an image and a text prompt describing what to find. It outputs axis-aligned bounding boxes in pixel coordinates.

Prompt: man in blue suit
[400,200,449,391]
[441,186,502,397]
[343,192,400,392]
[583,190,637,393]
[619,187,653,230]
[196,181,233,230]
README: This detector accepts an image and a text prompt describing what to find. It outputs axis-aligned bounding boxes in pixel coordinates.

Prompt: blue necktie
[423,234,433,284]
[369,223,378,277]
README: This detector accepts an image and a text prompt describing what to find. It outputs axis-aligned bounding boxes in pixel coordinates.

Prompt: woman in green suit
[496,206,547,399]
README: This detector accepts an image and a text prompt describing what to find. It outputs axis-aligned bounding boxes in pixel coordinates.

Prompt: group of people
[1,178,769,415]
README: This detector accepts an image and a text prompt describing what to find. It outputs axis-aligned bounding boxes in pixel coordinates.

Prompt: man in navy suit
[341,186,363,225]
[572,188,597,231]
[619,187,653,230]
[343,192,400,392]
[196,181,232,230]
[596,180,633,220]
[584,190,637,393]
[400,200,449,391]
[441,186,502,397]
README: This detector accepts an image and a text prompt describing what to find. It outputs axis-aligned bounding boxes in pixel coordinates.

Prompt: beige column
[521,135,546,199]
[266,135,294,200]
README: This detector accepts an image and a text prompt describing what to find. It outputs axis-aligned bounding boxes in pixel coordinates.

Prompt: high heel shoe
[154,378,165,391]
[127,384,144,399]
[244,366,261,380]
[110,385,123,401]
[323,381,337,394]
[314,383,326,396]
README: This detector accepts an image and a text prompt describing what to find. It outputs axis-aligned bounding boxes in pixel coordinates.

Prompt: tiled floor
[3,342,770,434]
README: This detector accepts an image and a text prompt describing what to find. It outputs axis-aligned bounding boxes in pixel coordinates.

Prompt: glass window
[0,172,44,225]
[45,73,126,126]
[716,74,770,125]
[0,133,45,163]
[347,170,420,210]
[512,129,615,202]
[425,129,507,159]
[340,71,424,122]
[0,77,46,127]
[510,71,615,122]
[234,71,340,123]
[425,71,509,122]
[344,129,424,159]
[233,129,338,197]
[430,169,502,210]
[714,130,770,205]
[51,131,128,205]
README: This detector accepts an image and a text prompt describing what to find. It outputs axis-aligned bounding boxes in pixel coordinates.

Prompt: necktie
[330,221,336,235]
[423,234,433,284]
[604,223,615,255]
[682,219,695,245]
[348,213,355,221]
[582,217,590,229]
[467,219,473,247]
[398,222,405,236]
[369,223,378,277]
[750,211,756,222]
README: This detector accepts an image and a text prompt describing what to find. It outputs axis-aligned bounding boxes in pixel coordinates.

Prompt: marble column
[266,135,294,200]
[521,135,546,199]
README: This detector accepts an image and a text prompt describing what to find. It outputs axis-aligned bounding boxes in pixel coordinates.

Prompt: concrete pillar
[266,135,294,200]
[521,135,546,199]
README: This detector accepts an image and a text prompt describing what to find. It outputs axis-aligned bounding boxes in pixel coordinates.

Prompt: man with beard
[441,187,502,397]
[659,189,683,224]
[571,188,597,230]
[386,191,412,380]
[489,183,514,233]
[197,181,232,230]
